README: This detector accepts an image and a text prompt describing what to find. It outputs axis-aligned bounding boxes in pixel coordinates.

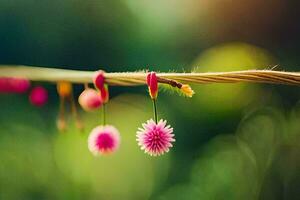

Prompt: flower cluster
[0,77,48,107]
[1,70,194,158]
[81,71,120,155]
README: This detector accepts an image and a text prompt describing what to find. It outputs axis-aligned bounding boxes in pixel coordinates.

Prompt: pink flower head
[137,119,175,156]
[147,72,158,99]
[78,88,102,111]
[88,125,120,156]
[29,86,48,107]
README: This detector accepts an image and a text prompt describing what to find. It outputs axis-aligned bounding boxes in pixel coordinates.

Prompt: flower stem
[102,103,106,125]
[70,90,84,131]
[152,99,158,124]
[84,83,89,89]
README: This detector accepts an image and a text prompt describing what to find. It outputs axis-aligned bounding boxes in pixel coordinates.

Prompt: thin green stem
[69,90,84,131]
[152,99,158,124]
[102,103,106,125]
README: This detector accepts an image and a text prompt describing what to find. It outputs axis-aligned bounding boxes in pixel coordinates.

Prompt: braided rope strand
[1,65,300,86]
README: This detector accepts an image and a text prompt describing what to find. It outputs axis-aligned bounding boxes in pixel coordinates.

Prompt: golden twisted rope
[0,65,300,86]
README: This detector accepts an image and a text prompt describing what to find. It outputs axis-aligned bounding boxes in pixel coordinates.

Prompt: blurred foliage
[192,42,274,114]
[1,0,300,199]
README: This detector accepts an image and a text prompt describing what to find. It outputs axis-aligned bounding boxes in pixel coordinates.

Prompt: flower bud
[78,88,102,111]
[29,86,48,107]
[57,81,72,98]
[93,70,105,90]
[180,84,195,97]
[147,72,158,99]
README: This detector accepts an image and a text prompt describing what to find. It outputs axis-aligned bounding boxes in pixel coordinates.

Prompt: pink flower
[78,88,102,111]
[29,86,48,107]
[0,78,30,93]
[9,78,31,93]
[136,119,175,156]
[88,125,120,156]
[147,72,158,99]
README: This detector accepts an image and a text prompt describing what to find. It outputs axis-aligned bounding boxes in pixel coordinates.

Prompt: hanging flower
[136,119,175,156]
[147,72,158,99]
[93,71,109,103]
[78,88,102,111]
[88,125,120,156]
[29,86,48,107]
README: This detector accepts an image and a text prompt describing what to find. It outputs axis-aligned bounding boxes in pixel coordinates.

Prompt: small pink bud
[93,70,105,90]
[78,88,102,111]
[147,72,158,99]
[93,71,109,103]
[29,86,48,107]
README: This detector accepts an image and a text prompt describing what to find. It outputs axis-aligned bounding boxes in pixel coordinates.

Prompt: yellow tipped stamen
[180,84,195,97]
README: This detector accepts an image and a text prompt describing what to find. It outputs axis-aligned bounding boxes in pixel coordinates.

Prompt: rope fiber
[1,65,300,86]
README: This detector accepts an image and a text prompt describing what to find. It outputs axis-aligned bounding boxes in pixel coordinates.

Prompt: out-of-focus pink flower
[29,86,48,107]
[0,77,30,93]
[136,119,175,156]
[9,78,31,93]
[0,78,10,92]
[78,88,102,111]
[147,72,158,99]
[88,125,120,156]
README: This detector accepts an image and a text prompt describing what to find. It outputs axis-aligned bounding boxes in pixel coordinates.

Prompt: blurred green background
[1,1,300,199]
